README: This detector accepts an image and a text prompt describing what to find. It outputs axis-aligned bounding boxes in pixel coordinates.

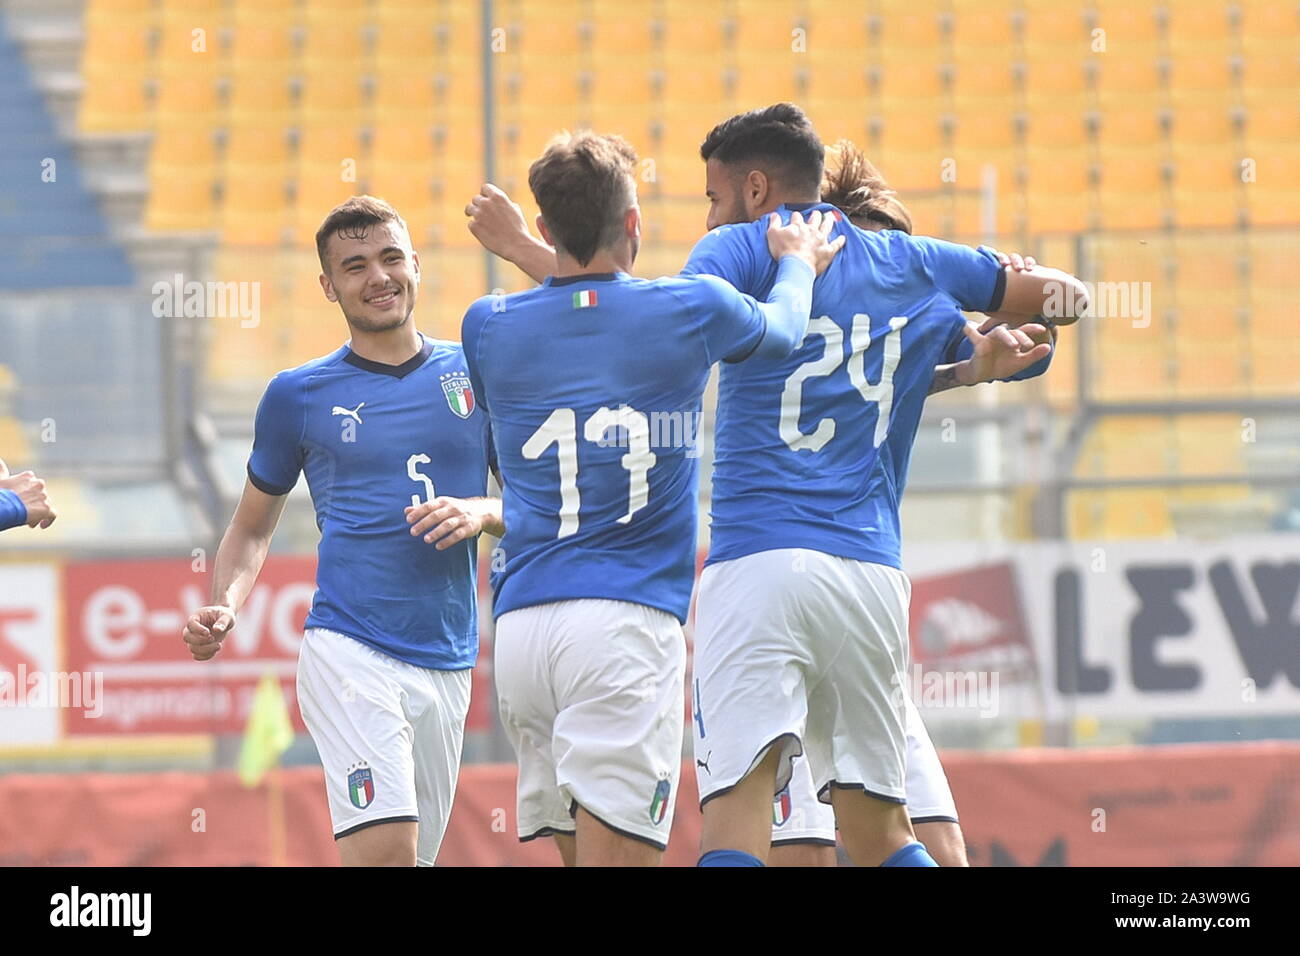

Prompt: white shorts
[296,627,471,866]
[692,549,911,808]
[494,599,686,850]
[771,693,960,845]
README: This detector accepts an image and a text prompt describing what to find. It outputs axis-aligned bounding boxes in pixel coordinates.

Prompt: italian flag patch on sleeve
[573,289,598,308]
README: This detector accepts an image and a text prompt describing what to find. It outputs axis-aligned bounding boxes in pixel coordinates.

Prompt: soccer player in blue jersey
[0,459,57,532]
[465,106,1087,867]
[680,105,1087,867]
[182,196,501,867]
[460,131,841,867]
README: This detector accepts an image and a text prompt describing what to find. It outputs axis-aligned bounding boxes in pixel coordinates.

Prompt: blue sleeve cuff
[0,488,27,531]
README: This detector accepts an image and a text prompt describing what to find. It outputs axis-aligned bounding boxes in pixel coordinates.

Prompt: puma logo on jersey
[331,403,365,424]
[696,751,712,775]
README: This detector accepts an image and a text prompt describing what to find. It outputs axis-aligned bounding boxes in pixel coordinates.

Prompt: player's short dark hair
[699,103,825,195]
[821,140,913,234]
[315,195,409,273]
[527,130,638,266]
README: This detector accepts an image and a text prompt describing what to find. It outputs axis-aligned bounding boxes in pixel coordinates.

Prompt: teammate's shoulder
[653,271,739,306]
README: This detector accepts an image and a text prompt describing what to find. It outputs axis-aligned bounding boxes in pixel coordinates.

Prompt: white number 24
[779,313,908,453]
[522,406,658,539]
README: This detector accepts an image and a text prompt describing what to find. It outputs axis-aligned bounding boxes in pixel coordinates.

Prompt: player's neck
[347,322,424,367]
[553,249,631,279]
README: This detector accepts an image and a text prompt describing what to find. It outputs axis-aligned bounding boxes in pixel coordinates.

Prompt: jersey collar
[342,336,434,379]
[544,272,630,287]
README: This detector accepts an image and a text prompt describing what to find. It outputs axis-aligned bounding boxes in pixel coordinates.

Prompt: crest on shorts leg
[649,777,671,825]
[773,783,793,827]
[347,762,375,809]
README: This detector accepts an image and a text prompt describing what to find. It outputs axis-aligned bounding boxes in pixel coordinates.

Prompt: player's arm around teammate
[0,458,57,531]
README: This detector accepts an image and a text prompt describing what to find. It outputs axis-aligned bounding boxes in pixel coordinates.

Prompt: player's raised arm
[747,209,844,357]
[0,458,58,530]
[465,183,557,284]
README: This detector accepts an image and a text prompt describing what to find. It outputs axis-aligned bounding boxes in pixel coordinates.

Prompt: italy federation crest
[773,784,793,827]
[347,764,375,810]
[649,777,671,826]
[440,372,475,419]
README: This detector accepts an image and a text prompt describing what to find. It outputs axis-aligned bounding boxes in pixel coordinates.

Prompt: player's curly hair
[528,130,638,266]
[820,140,913,235]
[315,195,410,272]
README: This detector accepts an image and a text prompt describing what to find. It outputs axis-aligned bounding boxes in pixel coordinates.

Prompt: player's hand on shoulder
[992,249,1037,272]
[184,605,235,662]
[465,183,530,258]
[406,496,486,551]
[957,320,1053,385]
[764,209,846,276]
[0,466,58,529]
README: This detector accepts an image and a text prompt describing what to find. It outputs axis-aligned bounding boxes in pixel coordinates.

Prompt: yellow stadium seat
[372,15,444,61]
[1020,52,1091,96]
[1095,187,1167,230]
[1165,0,1239,42]
[152,73,222,128]
[875,7,947,49]
[875,111,947,152]
[79,66,152,133]
[1240,93,1300,150]
[1170,187,1243,229]
[221,164,294,245]
[586,10,658,54]
[146,168,219,231]
[85,0,156,15]
[728,65,806,109]
[1170,98,1239,145]
[1239,0,1300,39]
[1173,311,1249,398]
[1096,144,1167,192]
[370,70,441,114]
[1242,183,1300,226]
[1240,37,1300,89]
[1094,105,1164,148]
[1090,0,1164,43]
[1017,1,1091,47]
[586,59,658,107]
[155,15,223,67]
[804,11,871,52]
[227,21,296,67]
[300,19,370,64]
[946,54,1019,100]
[1172,415,1247,475]
[370,121,438,165]
[657,62,732,107]
[1094,49,1167,96]
[299,71,368,122]
[81,17,155,68]
[871,55,947,100]
[224,123,292,166]
[150,128,220,168]
[226,67,295,119]
[949,105,1019,151]
[1166,45,1240,92]
[297,124,366,166]
[870,147,948,193]
[1022,107,1090,149]
[1168,145,1245,193]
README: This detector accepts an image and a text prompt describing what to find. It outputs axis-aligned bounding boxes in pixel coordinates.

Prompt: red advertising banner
[63,557,316,735]
[908,560,1037,683]
[63,555,499,736]
[2,744,1296,866]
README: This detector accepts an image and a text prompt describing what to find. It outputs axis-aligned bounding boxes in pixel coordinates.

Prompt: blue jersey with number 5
[462,271,773,622]
[682,202,1007,570]
[246,335,491,669]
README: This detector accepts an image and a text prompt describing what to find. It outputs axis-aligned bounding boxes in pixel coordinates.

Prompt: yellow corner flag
[238,673,294,788]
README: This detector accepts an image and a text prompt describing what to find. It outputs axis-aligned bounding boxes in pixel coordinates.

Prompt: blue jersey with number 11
[683,202,1009,570]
